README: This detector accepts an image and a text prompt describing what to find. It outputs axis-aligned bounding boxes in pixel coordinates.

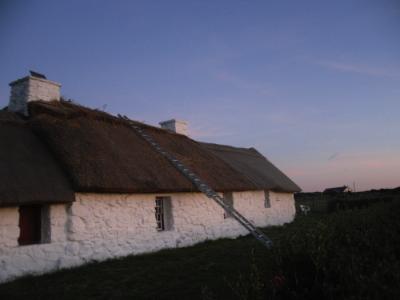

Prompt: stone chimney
[159,119,188,135]
[8,71,61,115]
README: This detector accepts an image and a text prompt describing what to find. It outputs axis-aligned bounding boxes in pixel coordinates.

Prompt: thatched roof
[0,111,75,207]
[28,101,252,193]
[0,100,300,206]
[201,143,301,193]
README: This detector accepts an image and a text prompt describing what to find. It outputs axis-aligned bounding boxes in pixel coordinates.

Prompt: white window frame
[155,196,173,231]
[222,192,234,219]
[264,190,271,208]
[155,198,165,231]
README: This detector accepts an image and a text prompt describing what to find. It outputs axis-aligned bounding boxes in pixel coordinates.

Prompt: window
[264,190,271,208]
[222,192,234,218]
[18,205,50,246]
[155,197,173,231]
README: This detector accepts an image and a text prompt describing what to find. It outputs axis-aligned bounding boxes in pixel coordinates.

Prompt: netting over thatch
[201,143,301,193]
[0,111,75,207]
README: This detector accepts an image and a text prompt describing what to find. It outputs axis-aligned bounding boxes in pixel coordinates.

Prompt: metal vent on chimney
[29,70,47,79]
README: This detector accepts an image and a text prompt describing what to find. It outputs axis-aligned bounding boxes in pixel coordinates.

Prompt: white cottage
[0,72,301,283]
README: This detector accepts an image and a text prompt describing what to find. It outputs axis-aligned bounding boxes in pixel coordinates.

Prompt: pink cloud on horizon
[282,150,400,192]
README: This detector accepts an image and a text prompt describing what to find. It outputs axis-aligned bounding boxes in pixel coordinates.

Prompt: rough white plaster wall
[0,191,295,283]
[234,191,296,227]
[0,207,19,250]
[0,204,68,282]
[27,77,60,102]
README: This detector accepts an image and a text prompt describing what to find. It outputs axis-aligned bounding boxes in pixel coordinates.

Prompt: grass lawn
[1,201,399,300]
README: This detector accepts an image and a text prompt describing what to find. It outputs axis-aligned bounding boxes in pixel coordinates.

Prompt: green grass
[1,201,400,300]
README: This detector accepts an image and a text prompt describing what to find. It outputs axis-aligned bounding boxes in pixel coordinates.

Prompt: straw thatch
[0,99,300,206]
[28,101,254,193]
[0,112,74,207]
[201,143,301,193]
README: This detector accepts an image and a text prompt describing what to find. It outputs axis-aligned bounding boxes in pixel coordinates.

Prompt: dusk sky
[1,0,399,192]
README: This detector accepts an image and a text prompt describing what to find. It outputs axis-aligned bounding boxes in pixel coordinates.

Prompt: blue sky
[1,0,399,191]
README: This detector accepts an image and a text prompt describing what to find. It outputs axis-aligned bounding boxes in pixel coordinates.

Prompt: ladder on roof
[127,122,273,249]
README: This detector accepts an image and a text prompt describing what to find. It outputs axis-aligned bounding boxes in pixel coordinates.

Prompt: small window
[18,205,50,246]
[155,197,173,231]
[264,190,271,208]
[223,192,234,218]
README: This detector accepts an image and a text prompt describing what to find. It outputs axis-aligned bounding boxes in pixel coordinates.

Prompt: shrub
[226,202,400,299]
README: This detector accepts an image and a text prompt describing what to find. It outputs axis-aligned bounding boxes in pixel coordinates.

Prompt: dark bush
[227,201,400,299]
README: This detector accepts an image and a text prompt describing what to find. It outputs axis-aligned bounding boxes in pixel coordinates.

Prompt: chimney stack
[159,119,188,135]
[8,71,61,115]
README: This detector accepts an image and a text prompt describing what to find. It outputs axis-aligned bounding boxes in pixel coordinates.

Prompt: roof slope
[28,101,254,193]
[0,112,75,207]
[201,143,301,193]
[144,126,253,192]
[0,100,300,206]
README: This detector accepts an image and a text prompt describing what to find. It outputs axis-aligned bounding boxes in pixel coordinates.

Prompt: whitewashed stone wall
[0,191,295,283]
[0,208,19,249]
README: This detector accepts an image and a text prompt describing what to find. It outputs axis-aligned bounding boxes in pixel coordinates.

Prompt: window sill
[18,241,51,247]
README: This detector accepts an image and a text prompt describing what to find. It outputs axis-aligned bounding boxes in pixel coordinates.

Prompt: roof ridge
[28,100,182,136]
[200,142,263,158]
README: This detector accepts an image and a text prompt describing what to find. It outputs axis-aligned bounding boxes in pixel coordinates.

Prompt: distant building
[323,186,352,193]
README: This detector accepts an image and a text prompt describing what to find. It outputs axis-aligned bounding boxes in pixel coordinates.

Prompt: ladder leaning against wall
[123,117,273,249]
